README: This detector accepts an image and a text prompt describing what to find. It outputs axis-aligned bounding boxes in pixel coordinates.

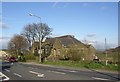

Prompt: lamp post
[105,38,108,66]
[29,13,42,63]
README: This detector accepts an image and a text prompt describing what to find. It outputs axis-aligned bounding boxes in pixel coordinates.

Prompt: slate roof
[45,35,88,48]
[45,38,56,45]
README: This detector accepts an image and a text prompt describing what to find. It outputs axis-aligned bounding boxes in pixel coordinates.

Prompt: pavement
[1,61,120,81]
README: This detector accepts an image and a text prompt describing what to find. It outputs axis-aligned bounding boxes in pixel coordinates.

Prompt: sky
[1,2,118,50]
[2,0,120,2]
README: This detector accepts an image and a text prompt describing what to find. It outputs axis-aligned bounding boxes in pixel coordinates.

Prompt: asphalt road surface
[1,62,120,81]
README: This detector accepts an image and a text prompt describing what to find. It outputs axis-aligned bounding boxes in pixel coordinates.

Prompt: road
[1,62,120,81]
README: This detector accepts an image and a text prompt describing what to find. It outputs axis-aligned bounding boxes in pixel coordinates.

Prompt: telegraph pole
[105,38,108,66]
[29,13,42,63]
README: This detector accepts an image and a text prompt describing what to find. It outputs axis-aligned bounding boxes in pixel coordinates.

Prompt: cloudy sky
[1,2,118,50]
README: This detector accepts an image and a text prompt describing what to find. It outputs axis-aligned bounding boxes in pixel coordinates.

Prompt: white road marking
[58,69,77,73]
[69,70,77,72]
[92,77,110,80]
[0,72,10,81]
[48,70,66,75]
[29,71,44,77]
[29,71,40,75]
[37,74,44,77]
[4,69,10,72]
[58,69,68,71]
[28,67,34,69]
[28,67,38,70]
[13,73,22,77]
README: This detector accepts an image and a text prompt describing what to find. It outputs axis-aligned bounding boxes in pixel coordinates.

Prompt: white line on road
[69,70,77,72]
[28,67,34,69]
[28,67,38,70]
[58,69,77,73]
[0,72,10,81]
[29,71,40,75]
[92,77,110,80]
[4,69,10,72]
[13,73,22,77]
[48,70,66,75]
[29,71,44,77]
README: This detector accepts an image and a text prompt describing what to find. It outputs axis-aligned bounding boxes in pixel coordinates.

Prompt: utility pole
[105,38,108,66]
[29,13,42,63]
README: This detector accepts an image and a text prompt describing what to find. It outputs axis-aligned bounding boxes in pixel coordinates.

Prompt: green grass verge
[85,61,119,71]
[43,60,85,68]
[42,60,119,71]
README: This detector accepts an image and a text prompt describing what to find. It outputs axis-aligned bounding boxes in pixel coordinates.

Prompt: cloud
[82,39,97,45]
[0,37,10,44]
[95,42,117,51]
[52,2,69,8]
[0,22,9,29]
[86,33,96,38]
[0,36,10,49]
[50,33,62,37]
[63,3,69,8]
[0,37,10,40]
[52,2,58,8]
[100,6,108,10]
[82,39,117,50]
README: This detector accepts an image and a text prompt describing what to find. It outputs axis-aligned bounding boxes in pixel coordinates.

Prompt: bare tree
[21,24,36,48]
[8,34,29,55]
[21,23,52,48]
[33,23,52,43]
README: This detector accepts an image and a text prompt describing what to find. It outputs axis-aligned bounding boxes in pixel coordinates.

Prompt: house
[31,42,46,56]
[0,50,9,59]
[43,35,96,61]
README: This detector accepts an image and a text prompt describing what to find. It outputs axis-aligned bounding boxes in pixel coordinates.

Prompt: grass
[24,54,119,71]
[42,60,119,71]
[43,60,86,69]
[85,61,119,71]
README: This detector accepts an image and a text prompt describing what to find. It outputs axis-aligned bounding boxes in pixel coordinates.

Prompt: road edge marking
[0,72,10,81]
[4,69,10,72]
[58,69,77,73]
[48,70,66,75]
[14,73,22,77]
[92,77,110,80]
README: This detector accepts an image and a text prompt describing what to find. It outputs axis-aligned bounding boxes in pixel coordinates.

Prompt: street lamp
[105,38,108,66]
[29,13,42,63]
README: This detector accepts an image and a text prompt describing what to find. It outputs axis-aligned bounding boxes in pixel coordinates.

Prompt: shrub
[65,47,83,61]
[17,55,26,62]
[25,54,36,60]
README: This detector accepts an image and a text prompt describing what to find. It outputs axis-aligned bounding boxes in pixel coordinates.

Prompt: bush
[65,47,83,61]
[25,54,36,60]
[17,55,26,62]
